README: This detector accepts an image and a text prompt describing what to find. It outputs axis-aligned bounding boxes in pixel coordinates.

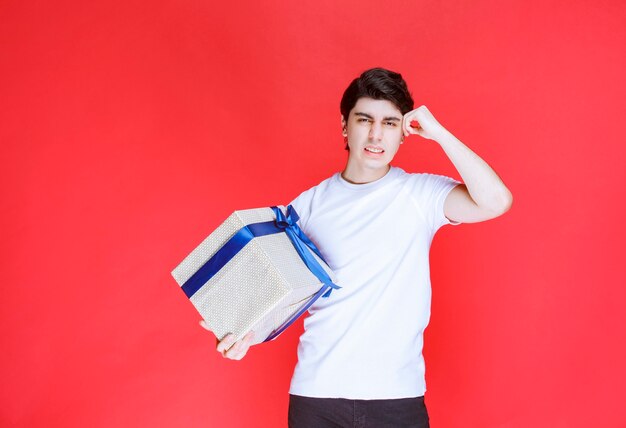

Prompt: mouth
[364,147,384,154]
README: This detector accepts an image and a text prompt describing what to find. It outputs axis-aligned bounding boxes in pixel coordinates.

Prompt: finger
[199,319,211,331]
[226,349,245,360]
[404,114,414,136]
[243,331,255,346]
[410,119,421,130]
[216,334,236,354]
[226,332,255,360]
[225,340,247,360]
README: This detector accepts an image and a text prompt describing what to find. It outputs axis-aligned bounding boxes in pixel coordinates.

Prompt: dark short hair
[340,67,414,122]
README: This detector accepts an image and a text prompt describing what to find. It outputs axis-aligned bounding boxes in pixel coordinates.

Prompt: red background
[2,0,625,426]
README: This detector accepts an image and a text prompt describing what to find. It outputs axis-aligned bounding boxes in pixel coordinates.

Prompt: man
[202,68,513,427]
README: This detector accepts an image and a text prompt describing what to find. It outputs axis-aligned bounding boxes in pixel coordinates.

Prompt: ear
[341,115,347,136]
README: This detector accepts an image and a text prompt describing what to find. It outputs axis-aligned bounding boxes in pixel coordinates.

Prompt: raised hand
[402,105,449,141]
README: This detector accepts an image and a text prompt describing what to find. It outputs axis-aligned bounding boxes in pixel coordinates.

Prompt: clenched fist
[402,105,449,141]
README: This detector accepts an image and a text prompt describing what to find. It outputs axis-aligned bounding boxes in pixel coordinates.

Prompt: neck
[341,163,391,184]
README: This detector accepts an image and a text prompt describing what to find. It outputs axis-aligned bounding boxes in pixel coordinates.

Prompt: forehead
[350,97,402,118]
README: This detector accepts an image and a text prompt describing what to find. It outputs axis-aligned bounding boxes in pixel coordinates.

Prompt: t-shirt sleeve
[288,187,314,232]
[410,173,463,232]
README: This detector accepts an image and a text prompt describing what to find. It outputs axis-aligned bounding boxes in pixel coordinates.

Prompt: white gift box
[171,206,338,345]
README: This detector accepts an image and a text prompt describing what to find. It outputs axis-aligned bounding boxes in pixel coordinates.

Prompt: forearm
[436,130,513,212]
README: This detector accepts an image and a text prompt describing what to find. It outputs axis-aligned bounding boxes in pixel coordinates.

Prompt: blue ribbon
[181,205,340,342]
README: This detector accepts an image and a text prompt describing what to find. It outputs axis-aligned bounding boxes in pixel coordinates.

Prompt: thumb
[199,319,210,331]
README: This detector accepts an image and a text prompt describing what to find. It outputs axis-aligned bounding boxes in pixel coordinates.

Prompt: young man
[204,68,513,427]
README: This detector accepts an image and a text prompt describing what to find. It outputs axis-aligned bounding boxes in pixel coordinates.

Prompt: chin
[362,159,391,170]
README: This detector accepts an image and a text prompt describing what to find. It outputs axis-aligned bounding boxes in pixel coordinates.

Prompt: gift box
[171,205,339,346]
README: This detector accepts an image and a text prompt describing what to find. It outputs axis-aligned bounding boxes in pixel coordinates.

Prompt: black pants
[288,394,430,428]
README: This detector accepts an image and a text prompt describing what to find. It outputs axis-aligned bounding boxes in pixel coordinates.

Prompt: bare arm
[403,106,513,223]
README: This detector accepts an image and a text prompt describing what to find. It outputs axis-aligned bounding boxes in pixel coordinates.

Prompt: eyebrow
[354,112,401,121]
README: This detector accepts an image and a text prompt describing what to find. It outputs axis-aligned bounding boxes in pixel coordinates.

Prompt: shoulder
[289,174,338,219]
[403,171,461,191]
[390,167,459,192]
[291,174,336,203]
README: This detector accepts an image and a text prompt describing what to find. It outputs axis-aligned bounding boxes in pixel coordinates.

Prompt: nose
[369,121,383,141]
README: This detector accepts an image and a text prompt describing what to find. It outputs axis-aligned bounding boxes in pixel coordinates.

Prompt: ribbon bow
[271,205,340,299]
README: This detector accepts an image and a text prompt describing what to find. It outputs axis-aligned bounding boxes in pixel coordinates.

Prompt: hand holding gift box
[171,205,339,355]
[200,322,255,360]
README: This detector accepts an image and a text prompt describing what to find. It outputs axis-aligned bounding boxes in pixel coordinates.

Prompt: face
[342,97,404,174]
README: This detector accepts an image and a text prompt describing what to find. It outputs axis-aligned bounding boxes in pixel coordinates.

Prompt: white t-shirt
[288,166,461,399]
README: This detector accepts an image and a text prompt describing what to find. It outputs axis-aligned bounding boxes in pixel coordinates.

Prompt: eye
[384,121,397,126]
[357,118,371,123]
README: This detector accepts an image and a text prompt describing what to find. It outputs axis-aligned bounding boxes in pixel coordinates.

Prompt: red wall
[2,1,625,426]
